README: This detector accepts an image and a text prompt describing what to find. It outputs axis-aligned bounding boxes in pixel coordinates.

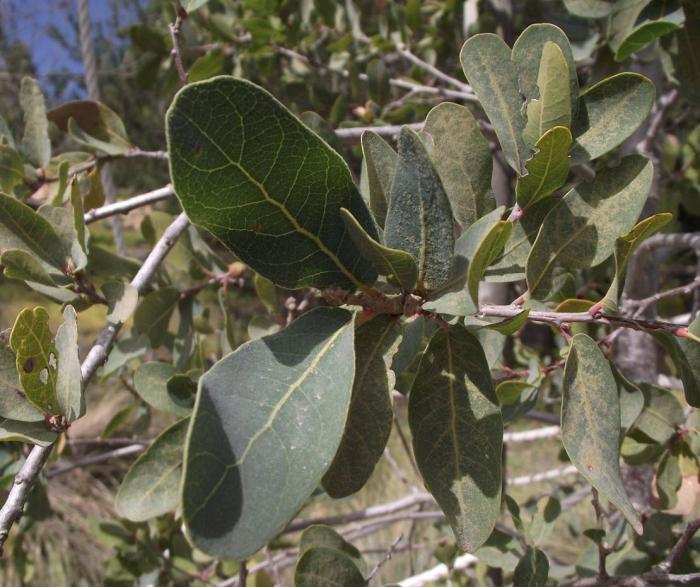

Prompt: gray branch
[84,185,174,224]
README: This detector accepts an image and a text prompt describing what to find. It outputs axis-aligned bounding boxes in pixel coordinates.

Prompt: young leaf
[340,208,418,292]
[133,362,192,417]
[10,307,59,415]
[467,221,513,306]
[482,309,531,335]
[322,315,402,498]
[513,547,549,587]
[460,34,529,175]
[526,155,653,300]
[409,324,503,552]
[361,131,396,229]
[613,6,685,62]
[182,307,355,560]
[133,287,180,348]
[54,306,84,423]
[167,76,378,291]
[570,73,655,164]
[115,418,189,521]
[601,213,672,313]
[384,127,455,292]
[522,43,572,147]
[295,547,366,587]
[562,334,642,533]
[512,24,578,121]
[0,343,44,422]
[0,193,69,272]
[423,102,494,229]
[20,77,51,168]
[516,127,572,209]
[47,100,131,155]
[0,250,57,287]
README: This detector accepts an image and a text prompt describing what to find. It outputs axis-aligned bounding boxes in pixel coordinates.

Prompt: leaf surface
[361,132,396,230]
[182,307,355,560]
[294,547,366,587]
[133,287,180,348]
[55,306,84,423]
[409,324,502,552]
[460,34,529,175]
[467,221,513,305]
[167,76,378,290]
[0,343,43,422]
[516,127,571,209]
[322,315,402,497]
[513,547,549,587]
[133,362,193,417]
[561,334,642,533]
[20,77,50,168]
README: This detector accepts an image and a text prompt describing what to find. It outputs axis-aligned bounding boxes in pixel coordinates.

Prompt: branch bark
[84,184,174,224]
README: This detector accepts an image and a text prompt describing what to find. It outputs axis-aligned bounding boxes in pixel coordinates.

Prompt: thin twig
[0,213,190,553]
[169,6,188,85]
[396,47,473,94]
[84,184,174,224]
[366,534,403,582]
[655,516,700,574]
[591,488,609,580]
[47,444,145,478]
[629,278,700,318]
[238,560,247,587]
[638,89,679,159]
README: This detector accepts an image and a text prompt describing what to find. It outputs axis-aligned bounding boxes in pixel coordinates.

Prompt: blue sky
[3,0,142,100]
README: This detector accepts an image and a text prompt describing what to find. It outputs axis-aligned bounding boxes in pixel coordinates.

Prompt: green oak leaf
[561,334,642,533]
[482,310,531,335]
[361,131,396,230]
[340,208,418,292]
[0,249,56,287]
[652,315,700,408]
[55,305,84,423]
[0,418,56,446]
[322,315,402,498]
[115,417,189,521]
[133,287,180,348]
[516,127,572,209]
[384,127,455,292]
[299,525,364,571]
[0,145,24,193]
[19,77,51,168]
[423,102,494,230]
[526,155,652,300]
[166,76,378,291]
[570,73,655,164]
[409,323,503,552]
[182,307,355,560]
[133,362,193,417]
[295,547,366,587]
[467,221,513,306]
[512,23,578,122]
[513,547,549,587]
[613,4,685,62]
[102,281,139,324]
[10,307,59,415]
[38,203,88,272]
[0,343,44,422]
[601,213,672,314]
[522,43,572,148]
[47,100,131,156]
[460,34,529,175]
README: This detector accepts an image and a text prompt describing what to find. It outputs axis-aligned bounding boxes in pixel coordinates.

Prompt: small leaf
[10,307,60,415]
[512,24,578,122]
[102,281,139,324]
[630,383,685,445]
[133,287,180,348]
[115,418,189,521]
[570,73,655,164]
[1,250,56,286]
[299,525,364,567]
[384,127,455,292]
[482,310,531,335]
[424,102,494,229]
[561,334,642,533]
[294,547,366,587]
[467,221,513,305]
[614,6,685,62]
[133,362,192,417]
[38,203,88,272]
[0,418,56,446]
[167,77,378,290]
[340,208,417,291]
[367,58,390,106]
[516,127,572,209]
[601,213,672,313]
[529,496,561,547]
[496,381,535,406]
[563,0,614,18]
[522,43,572,148]
[526,156,653,300]
[0,343,43,422]
[0,145,24,193]
[182,307,355,560]
[513,547,549,587]
[48,100,131,155]
[0,193,69,272]
[322,315,402,497]
[361,131,396,229]
[20,77,51,168]
[55,306,84,423]
[656,449,682,509]
[652,315,700,407]
[460,34,529,175]
[409,324,503,552]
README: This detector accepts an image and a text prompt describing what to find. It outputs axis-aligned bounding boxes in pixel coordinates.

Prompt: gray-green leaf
[115,418,188,521]
[460,34,529,175]
[182,307,355,560]
[133,362,193,417]
[133,287,180,348]
[409,324,503,552]
[55,305,84,423]
[513,547,549,587]
[322,315,402,497]
[295,547,366,587]
[561,334,642,533]
[167,76,378,291]
[20,77,51,168]
[0,343,43,422]
[361,131,397,229]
